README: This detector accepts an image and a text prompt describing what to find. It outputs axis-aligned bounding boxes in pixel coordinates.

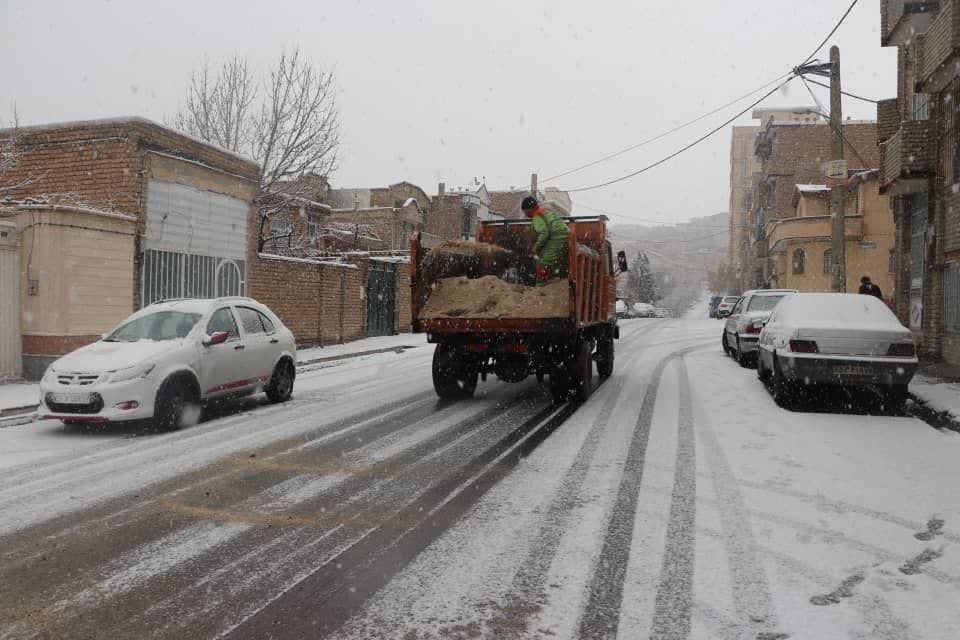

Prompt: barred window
[912,93,930,121]
[792,248,805,275]
[823,249,832,274]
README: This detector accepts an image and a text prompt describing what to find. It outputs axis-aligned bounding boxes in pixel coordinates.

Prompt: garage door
[142,180,249,306]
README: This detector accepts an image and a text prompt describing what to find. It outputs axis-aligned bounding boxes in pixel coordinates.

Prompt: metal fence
[141,249,244,307]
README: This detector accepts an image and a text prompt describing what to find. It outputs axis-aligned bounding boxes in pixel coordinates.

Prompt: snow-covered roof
[0,197,137,222]
[257,252,359,270]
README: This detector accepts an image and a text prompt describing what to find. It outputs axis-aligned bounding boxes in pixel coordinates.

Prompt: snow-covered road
[1,317,958,639]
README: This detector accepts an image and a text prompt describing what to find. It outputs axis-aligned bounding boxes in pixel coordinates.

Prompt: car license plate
[835,365,872,376]
[49,391,92,404]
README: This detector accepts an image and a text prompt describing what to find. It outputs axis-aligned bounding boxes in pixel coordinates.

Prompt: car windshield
[746,294,785,312]
[106,311,202,342]
[722,296,739,304]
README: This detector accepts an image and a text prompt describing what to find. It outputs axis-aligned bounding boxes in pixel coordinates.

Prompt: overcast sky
[1,0,896,225]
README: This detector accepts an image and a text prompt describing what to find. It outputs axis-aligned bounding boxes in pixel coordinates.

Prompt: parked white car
[722,289,796,366]
[757,293,918,409]
[39,297,297,429]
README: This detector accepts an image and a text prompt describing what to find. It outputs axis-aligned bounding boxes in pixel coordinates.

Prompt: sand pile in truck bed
[421,276,568,319]
[420,241,517,283]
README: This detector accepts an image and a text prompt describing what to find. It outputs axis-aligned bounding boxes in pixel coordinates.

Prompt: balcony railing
[880,120,934,192]
[921,1,958,82]
[766,215,864,253]
[883,1,940,47]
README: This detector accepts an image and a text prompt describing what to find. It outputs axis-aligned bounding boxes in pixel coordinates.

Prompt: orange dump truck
[411,215,626,403]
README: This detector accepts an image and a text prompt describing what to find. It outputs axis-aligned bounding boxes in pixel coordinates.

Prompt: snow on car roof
[776,293,905,329]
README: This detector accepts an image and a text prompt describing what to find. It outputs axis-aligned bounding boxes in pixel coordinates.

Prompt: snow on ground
[296,332,427,363]
[911,374,960,420]
[0,382,39,413]
[330,318,960,640]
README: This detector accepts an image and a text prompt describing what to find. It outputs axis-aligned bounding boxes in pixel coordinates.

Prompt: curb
[907,393,960,434]
[296,345,418,368]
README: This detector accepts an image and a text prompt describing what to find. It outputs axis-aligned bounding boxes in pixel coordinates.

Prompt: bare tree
[0,109,33,196]
[173,57,256,154]
[172,47,341,251]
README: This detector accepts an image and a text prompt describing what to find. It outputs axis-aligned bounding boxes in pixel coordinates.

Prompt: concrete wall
[12,207,136,378]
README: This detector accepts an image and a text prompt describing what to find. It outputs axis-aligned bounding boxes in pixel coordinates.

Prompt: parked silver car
[757,293,918,409]
[715,295,740,319]
[721,289,796,366]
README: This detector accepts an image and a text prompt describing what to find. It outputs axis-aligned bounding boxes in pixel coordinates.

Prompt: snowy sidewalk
[0,332,427,427]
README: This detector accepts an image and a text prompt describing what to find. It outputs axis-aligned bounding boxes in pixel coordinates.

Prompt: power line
[540,72,793,184]
[564,76,796,193]
[572,199,728,227]
[803,76,878,104]
[801,0,861,65]
[553,0,860,196]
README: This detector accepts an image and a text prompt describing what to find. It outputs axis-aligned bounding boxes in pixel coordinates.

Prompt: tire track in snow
[648,358,697,640]
[0,388,440,564]
[221,402,577,639]
[576,344,709,639]
[687,357,784,638]
[481,329,661,637]
[13,392,542,637]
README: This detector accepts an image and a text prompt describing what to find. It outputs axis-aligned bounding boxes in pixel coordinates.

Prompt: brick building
[0,117,260,378]
[750,118,879,288]
[878,0,960,363]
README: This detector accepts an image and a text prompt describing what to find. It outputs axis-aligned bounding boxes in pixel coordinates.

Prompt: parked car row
[617,301,667,319]
[38,297,298,430]
[720,290,918,410]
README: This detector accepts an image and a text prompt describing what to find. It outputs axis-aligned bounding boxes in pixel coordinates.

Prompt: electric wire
[564,76,796,193]
[540,72,794,184]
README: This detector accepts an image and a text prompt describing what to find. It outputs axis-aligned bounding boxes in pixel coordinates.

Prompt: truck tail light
[746,321,763,335]
[887,342,916,357]
[788,339,819,354]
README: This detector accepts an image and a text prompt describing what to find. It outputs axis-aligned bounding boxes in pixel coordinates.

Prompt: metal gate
[366,261,396,337]
[141,249,245,306]
[0,221,21,378]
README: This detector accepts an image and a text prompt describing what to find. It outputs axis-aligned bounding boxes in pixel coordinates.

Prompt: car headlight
[106,362,156,383]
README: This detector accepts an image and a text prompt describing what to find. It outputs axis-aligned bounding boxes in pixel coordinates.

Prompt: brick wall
[424,205,463,241]
[762,123,880,220]
[395,262,412,333]
[247,254,369,346]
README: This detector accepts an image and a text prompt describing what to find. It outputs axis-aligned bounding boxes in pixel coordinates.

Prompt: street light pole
[829,45,847,293]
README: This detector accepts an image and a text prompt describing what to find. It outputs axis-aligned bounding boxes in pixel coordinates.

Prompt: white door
[200,306,253,396]
[0,221,21,378]
[234,306,276,383]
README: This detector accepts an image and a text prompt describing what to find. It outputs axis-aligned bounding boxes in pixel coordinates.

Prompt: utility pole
[829,45,847,293]
[530,173,538,198]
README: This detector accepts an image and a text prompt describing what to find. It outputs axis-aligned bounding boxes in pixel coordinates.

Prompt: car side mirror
[203,331,229,347]
[617,251,628,273]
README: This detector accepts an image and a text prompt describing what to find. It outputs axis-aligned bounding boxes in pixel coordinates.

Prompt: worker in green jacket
[522,196,569,283]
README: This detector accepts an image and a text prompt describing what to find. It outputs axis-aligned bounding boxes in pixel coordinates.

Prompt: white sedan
[39,297,297,430]
[757,293,917,409]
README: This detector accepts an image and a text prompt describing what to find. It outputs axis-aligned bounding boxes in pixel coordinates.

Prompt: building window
[912,93,930,121]
[823,249,832,274]
[792,248,805,275]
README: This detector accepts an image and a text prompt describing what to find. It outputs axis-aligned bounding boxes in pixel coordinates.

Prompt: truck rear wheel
[575,340,594,401]
[550,368,571,404]
[432,344,478,400]
[596,335,614,379]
